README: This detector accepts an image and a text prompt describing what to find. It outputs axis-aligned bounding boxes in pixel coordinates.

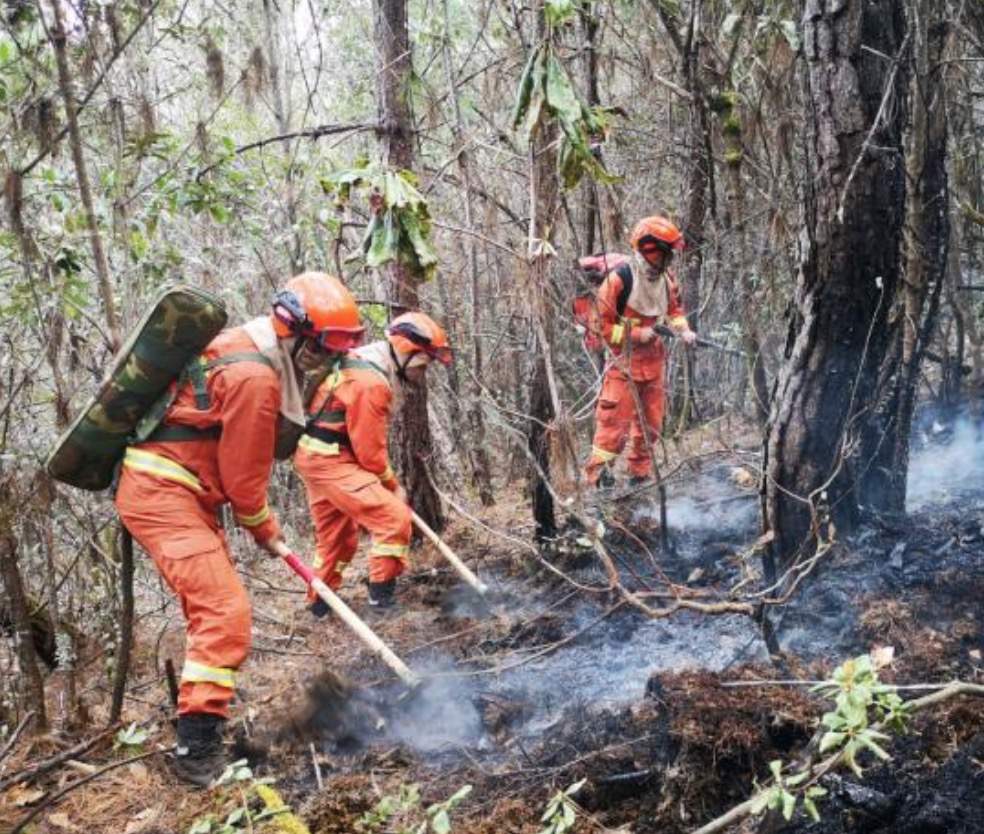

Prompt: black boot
[308,597,332,619]
[367,579,396,609]
[173,713,226,787]
[597,466,615,493]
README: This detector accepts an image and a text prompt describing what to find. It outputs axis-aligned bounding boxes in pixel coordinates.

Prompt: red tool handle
[282,551,315,584]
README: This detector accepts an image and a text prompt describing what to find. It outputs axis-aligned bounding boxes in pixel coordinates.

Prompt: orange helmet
[386,312,452,366]
[271,272,364,352]
[630,216,685,254]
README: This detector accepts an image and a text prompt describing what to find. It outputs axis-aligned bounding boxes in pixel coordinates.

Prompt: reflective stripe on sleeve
[610,323,625,345]
[298,435,341,456]
[669,315,688,328]
[236,504,271,528]
[123,448,203,492]
[591,445,619,463]
[182,659,236,688]
[380,465,396,484]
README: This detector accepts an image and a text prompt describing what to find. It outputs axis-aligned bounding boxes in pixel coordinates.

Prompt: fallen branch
[689,681,984,834]
[10,746,175,834]
[0,711,35,767]
[0,727,116,792]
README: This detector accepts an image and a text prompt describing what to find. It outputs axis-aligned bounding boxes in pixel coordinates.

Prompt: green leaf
[188,820,213,834]
[545,0,576,26]
[432,810,451,834]
[781,790,796,821]
[803,797,820,822]
[721,12,741,37]
[545,54,582,126]
[780,19,800,51]
[225,807,245,826]
[857,731,892,761]
[819,731,846,753]
[511,44,540,129]
[0,39,13,64]
[768,760,783,781]
[564,779,586,797]
[806,786,828,799]
[784,770,810,787]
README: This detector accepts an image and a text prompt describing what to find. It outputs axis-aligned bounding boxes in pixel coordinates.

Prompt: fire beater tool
[411,510,490,596]
[281,551,421,690]
[653,323,744,358]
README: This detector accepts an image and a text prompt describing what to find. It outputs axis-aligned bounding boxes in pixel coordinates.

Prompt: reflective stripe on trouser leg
[584,371,633,484]
[114,467,252,718]
[308,499,359,594]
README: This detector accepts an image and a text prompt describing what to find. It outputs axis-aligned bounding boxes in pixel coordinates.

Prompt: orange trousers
[115,469,251,718]
[584,368,666,484]
[294,455,411,594]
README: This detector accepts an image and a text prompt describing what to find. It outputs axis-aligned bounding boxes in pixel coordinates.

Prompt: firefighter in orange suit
[115,273,363,786]
[294,312,452,612]
[584,216,697,487]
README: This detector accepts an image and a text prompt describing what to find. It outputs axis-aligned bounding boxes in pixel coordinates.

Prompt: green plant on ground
[749,652,912,823]
[537,778,585,834]
[356,783,473,834]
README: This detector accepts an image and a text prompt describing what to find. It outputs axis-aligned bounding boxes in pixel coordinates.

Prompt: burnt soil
[1,421,982,834]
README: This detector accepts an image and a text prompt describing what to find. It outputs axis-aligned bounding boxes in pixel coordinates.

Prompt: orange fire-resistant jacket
[122,326,283,544]
[596,268,688,382]
[300,355,398,488]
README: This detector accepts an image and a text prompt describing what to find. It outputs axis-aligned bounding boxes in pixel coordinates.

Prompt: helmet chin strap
[390,343,411,383]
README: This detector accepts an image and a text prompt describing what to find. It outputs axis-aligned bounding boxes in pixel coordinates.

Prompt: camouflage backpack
[46,285,228,491]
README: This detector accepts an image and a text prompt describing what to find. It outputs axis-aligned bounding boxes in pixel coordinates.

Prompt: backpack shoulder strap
[614,263,634,317]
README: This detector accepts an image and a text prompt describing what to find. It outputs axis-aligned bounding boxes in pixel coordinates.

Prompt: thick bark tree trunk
[861,0,949,514]
[373,0,445,530]
[763,0,907,563]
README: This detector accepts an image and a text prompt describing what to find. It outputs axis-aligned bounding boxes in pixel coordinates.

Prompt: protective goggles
[637,236,675,257]
[272,290,364,353]
[388,322,453,365]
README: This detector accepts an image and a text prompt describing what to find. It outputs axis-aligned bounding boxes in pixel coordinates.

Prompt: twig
[309,742,324,791]
[0,711,35,766]
[10,747,175,834]
[0,727,116,792]
[19,0,166,177]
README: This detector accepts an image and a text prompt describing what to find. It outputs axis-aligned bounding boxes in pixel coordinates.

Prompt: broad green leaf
[781,790,796,821]
[545,54,582,126]
[768,760,783,780]
[511,44,541,129]
[819,731,846,753]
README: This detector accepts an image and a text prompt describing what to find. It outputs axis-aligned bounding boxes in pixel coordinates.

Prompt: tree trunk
[861,0,949,514]
[763,0,907,563]
[525,3,561,541]
[262,0,303,273]
[373,0,445,530]
[718,94,770,426]
[49,0,120,350]
[441,0,495,505]
[0,485,47,731]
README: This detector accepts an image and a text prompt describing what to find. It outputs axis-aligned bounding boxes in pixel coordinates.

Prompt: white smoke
[907,418,984,511]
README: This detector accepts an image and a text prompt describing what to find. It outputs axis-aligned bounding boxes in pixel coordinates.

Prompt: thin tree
[372,0,445,529]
